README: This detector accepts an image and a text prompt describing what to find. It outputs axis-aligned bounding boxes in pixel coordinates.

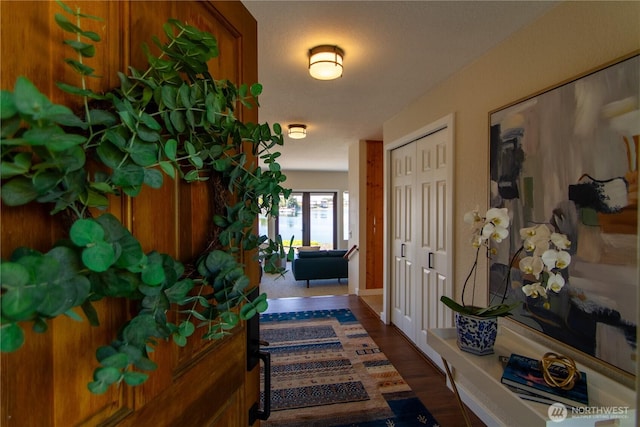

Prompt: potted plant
[441,207,572,355]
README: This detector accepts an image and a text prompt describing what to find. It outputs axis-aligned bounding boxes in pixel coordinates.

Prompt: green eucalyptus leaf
[63,58,95,76]
[1,282,42,321]
[169,110,185,132]
[189,155,203,169]
[133,356,157,371]
[143,168,163,189]
[32,317,48,333]
[250,83,263,97]
[140,113,161,131]
[97,140,125,169]
[112,164,145,188]
[178,84,190,108]
[13,76,50,115]
[123,371,148,386]
[63,40,96,57]
[0,153,31,179]
[82,242,115,272]
[88,109,117,126]
[55,82,94,97]
[164,279,193,303]
[54,13,81,33]
[0,323,25,352]
[81,300,100,326]
[70,219,104,246]
[96,345,118,362]
[178,320,195,337]
[1,115,22,138]
[87,381,109,394]
[239,303,256,320]
[0,262,30,288]
[158,161,175,179]
[23,126,86,151]
[161,85,177,109]
[80,30,100,42]
[163,139,177,160]
[172,333,187,347]
[255,298,269,313]
[1,90,17,119]
[1,177,38,206]
[93,366,121,383]
[129,140,158,166]
[136,125,160,143]
[141,252,165,286]
[100,352,129,369]
[118,110,137,130]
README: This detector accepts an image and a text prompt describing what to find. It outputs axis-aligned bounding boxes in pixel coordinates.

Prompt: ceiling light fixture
[308,45,344,80]
[288,124,307,139]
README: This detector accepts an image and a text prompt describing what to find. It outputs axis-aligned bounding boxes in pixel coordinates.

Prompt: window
[277,192,337,249]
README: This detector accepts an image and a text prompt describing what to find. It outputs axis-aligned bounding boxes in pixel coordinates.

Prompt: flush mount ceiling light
[288,124,307,139]
[308,45,344,80]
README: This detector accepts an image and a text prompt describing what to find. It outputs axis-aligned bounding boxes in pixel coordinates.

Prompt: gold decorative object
[540,352,580,390]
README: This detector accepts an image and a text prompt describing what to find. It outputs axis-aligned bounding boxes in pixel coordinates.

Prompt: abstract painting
[489,54,638,376]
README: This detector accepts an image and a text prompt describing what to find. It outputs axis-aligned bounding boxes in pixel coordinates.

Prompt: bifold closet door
[390,127,453,357]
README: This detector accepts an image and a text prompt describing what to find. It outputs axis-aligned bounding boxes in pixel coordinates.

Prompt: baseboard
[355,288,383,296]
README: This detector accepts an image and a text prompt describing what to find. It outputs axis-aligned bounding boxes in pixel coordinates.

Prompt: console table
[427,326,636,427]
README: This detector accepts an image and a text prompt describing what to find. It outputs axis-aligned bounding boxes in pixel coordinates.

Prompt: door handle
[249,350,271,423]
[428,252,434,269]
[401,243,406,258]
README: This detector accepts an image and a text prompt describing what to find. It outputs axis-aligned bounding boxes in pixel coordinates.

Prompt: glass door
[276,192,336,250]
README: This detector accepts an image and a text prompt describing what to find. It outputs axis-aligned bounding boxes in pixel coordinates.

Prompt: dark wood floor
[264,295,486,427]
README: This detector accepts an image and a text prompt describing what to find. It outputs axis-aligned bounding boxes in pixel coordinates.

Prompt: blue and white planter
[454,312,498,356]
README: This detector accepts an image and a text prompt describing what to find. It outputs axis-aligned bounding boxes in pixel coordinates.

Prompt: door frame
[382,113,455,326]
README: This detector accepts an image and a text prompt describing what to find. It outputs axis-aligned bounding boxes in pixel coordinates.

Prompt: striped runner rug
[260,309,440,426]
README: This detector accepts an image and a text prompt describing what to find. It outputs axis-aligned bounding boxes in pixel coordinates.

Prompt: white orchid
[518,224,572,303]
[546,272,566,293]
[522,283,547,298]
[519,256,544,279]
[464,207,510,249]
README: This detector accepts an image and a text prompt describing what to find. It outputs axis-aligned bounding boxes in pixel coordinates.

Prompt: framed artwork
[489,54,638,377]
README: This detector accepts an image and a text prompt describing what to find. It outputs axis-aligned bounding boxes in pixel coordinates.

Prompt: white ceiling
[242,1,557,172]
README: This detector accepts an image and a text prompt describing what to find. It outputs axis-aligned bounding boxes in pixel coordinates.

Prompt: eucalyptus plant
[0,2,290,394]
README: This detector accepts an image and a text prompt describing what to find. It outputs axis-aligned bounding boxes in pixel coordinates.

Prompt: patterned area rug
[260,309,440,426]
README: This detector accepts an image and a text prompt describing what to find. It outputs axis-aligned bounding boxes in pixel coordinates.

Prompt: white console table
[427,325,636,427]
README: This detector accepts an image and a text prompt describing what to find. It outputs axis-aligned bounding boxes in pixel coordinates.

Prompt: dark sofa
[291,249,348,287]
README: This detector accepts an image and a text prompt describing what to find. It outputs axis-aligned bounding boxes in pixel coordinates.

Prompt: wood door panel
[1,1,259,426]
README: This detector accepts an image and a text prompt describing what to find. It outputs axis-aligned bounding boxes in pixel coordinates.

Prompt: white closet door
[415,128,453,362]
[389,121,453,363]
[390,142,416,339]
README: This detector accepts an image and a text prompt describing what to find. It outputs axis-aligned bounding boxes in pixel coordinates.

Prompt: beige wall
[384,1,640,308]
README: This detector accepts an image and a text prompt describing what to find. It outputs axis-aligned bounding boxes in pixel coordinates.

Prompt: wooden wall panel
[366,140,384,289]
[1,1,260,426]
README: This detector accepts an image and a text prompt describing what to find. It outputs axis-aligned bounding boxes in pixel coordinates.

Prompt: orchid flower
[541,249,571,270]
[546,272,565,293]
[522,283,547,298]
[550,232,571,250]
[519,256,544,279]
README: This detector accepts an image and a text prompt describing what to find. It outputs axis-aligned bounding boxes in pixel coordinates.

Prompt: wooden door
[0,1,261,426]
[390,143,416,338]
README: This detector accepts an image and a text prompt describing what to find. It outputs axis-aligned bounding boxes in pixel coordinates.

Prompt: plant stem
[461,246,480,307]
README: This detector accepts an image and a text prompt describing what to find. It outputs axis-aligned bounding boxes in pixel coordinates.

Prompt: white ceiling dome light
[288,124,307,139]
[308,45,344,80]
